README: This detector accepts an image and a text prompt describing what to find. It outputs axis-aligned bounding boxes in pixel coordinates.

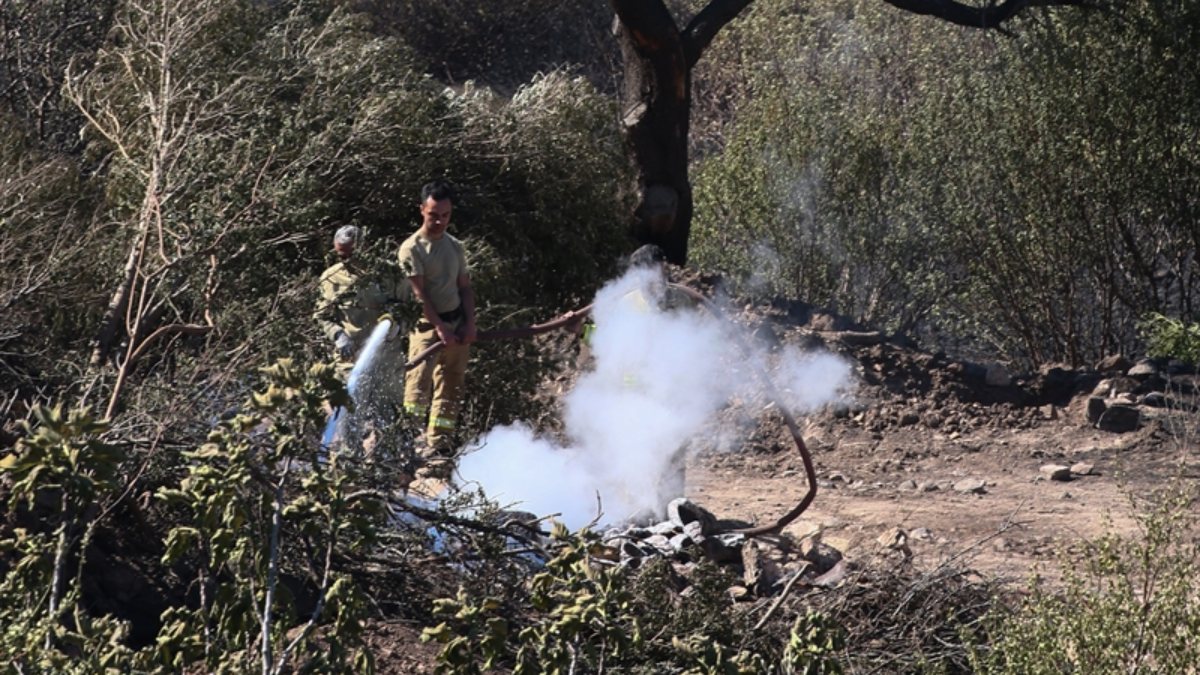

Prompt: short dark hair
[421,179,456,204]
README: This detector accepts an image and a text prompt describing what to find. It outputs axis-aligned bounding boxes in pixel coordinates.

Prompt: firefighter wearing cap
[314,225,409,445]
[398,180,477,455]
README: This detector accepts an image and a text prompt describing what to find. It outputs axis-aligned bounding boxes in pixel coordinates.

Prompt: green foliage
[0,362,380,673]
[152,358,377,673]
[422,524,844,674]
[0,405,135,673]
[691,0,1200,366]
[969,488,1200,673]
[1140,313,1200,364]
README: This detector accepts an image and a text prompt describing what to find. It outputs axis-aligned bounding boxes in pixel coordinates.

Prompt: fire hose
[403,284,818,538]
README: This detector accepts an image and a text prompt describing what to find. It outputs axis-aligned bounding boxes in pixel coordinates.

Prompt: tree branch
[682,0,755,67]
[881,0,1089,29]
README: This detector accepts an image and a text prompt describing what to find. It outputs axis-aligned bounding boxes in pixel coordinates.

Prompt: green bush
[422,524,844,674]
[1141,313,1200,365]
[969,488,1200,673]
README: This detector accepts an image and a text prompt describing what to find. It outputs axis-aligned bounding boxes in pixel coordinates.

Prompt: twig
[752,561,811,631]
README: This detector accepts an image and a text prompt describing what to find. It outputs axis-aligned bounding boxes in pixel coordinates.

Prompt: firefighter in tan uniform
[397,180,477,461]
[314,225,408,447]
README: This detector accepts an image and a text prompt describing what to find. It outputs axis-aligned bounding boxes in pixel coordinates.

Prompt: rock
[1096,404,1140,433]
[953,478,987,495]
[799,538,844,574]
[702,534,745,565]
[898,479,917,491]
[1039,464,1072,482]
[876,527,909,551]
[899,412,920,426]
[1070,462,1095,476]
[911,527,933,541]
[1127,360,1159,378]
[1141,391,1167,408]
[743,544,784,591]
[727,585,751,601]
[991,537,1009,552]
[682,521,706,545]
[1095,354,1133,373]
[917,481,939,492]
[644,534,673,555]
[1086,396,1107,424]
[985,363,1013,387]
[1041,404,1058,420]
[812,559,850,588]
[667,498,717,534]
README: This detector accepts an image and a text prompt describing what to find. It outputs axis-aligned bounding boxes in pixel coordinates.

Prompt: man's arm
[457,273,477,344]
[313,277,344,342]
[408,274,459,346]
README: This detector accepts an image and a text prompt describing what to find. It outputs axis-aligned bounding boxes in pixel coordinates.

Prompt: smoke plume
[457,267,854,529]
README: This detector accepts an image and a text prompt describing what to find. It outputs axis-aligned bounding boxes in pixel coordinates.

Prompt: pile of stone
[1086,355,1199,433]
[594,498,849,599]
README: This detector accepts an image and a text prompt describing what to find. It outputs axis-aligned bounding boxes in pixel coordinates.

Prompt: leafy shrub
[422,524,844,674]
[1141,313,1200,365]
[969,488,1200,674]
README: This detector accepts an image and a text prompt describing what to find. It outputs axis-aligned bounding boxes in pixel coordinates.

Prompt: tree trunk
[613,13,693,265]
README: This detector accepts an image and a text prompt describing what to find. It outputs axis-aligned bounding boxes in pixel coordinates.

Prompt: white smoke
[457,267,854,529]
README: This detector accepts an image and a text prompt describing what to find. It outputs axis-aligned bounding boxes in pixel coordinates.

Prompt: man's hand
[436,322,459,346]
[334,330,353,359]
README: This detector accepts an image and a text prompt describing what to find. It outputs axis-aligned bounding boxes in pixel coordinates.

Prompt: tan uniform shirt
[397,231,468,314]
[313,260,406,342]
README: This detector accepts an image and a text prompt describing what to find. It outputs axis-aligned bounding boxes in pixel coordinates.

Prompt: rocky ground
[690,302,1200,584]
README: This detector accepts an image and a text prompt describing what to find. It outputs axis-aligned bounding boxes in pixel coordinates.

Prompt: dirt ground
[688,325,1200,584]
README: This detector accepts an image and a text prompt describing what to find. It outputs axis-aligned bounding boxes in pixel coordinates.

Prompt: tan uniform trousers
[403,321,469,451]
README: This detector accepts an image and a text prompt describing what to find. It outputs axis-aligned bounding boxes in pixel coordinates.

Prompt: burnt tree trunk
[610,0,752,265]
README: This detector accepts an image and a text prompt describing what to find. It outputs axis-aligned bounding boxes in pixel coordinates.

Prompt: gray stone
[1141,391,1168,408]
[799,539,844,574]
[682,521,706,545]
[727,585,751,601]
[898,479,918,491]
[1097,404,1140,433]
[1095,354,1133,373]
[953,478,987,494]
[911,527,933,540]
[644,534,673,554]
[1070,462,1095,476]
[812,559,850,588]
[1127,360,1159,378]
[1040,464,1072,481]
[1086,396,1107,424]
[666,498,718,534]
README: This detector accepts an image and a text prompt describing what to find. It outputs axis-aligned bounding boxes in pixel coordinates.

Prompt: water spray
[321,319,394,450]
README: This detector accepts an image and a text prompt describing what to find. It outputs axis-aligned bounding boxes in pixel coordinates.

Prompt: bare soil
[688,317,1200,584]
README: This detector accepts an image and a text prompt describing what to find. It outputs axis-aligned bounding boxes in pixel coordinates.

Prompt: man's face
[334,241,354,260]
[420,197,453,239]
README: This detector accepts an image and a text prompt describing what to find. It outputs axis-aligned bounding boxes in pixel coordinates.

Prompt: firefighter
[314,224,407,449]
[397,180,477,467]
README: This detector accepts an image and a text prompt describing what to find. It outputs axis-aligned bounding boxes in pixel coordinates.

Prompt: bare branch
[682,0,755,67]
[881,0,1090,29]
